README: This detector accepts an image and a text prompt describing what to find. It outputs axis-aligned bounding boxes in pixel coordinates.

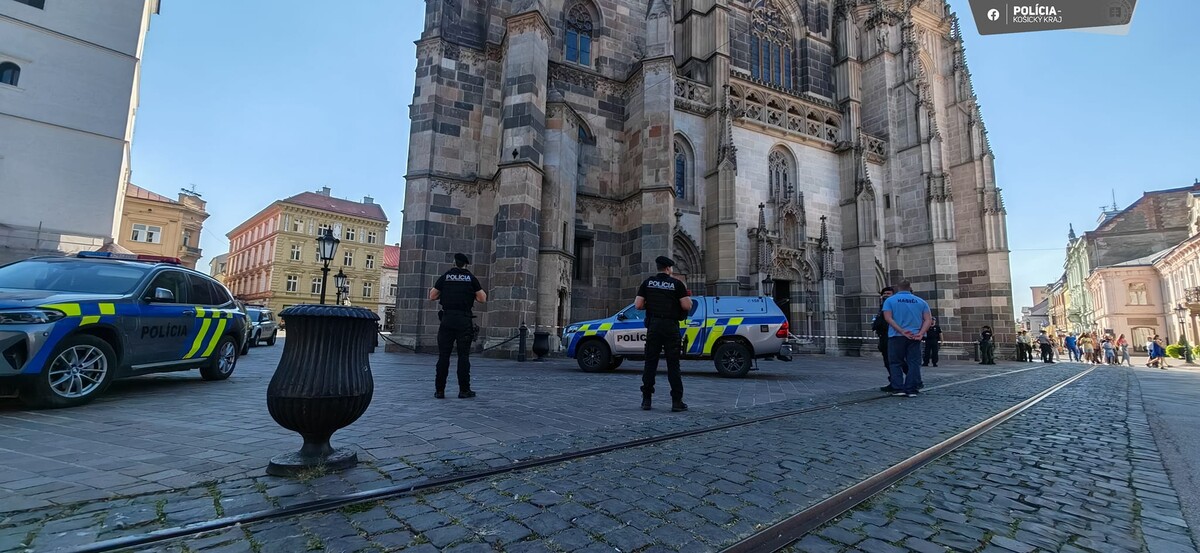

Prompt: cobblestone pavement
[0,341,1025,551]
[104,365,1100,552]
[799,367,1198,553]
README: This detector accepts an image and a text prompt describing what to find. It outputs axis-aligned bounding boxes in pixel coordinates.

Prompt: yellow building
[225,187,389,315]
[116,184,209,268]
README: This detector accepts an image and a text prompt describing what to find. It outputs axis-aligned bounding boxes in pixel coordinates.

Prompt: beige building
[225,187,389,315]
[1085,255,1168,349]
[208,253,229,284]
[116,184,209,268]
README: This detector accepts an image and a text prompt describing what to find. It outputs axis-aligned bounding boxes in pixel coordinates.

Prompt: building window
[293,218,304,233]
[673,137,694,203]
[182,230,193,247]
[317,223,331,237]
[749,0,793,89]
[11,0,43,9]
[573,237,594,281]
[286,275,298,292]
[564,3,594,67]
[130,224,162,244]
[290,244,302,261]
[343,250,354,266]
[768,149,793,202]
[388,283,397,298]
[366,231,377,244]
[0,62,20,87]
[1128,282,1149,305]
[362,281,373,298]
[365,254,375,269]
[310,277,322,294]
[345,227,356,241]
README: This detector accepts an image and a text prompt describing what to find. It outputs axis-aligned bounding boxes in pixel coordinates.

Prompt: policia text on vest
[429,253,487,399]
[635,256,692,412]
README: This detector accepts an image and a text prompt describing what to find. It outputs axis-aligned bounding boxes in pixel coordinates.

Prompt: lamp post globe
[316,229,340,305]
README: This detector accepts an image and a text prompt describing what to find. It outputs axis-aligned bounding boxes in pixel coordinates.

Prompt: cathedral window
[0,62,19,87]
[768,149,793,202]
[565,4,594,67]
[673,136,694,203]
[749,0,793,89]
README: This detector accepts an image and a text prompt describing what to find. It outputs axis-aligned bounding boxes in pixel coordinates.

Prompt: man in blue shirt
[882,280,933,397]
[1064,333,1079,362]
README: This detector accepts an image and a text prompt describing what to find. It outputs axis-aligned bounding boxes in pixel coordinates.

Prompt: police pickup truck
[0,252,248,408]
[563,296,791,377]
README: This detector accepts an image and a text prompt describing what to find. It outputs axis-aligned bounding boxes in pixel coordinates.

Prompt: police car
[563,296,791,377]
[0,252,248,408]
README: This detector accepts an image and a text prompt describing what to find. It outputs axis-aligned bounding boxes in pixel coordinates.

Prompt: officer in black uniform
[429,253,486,399]
[635,256,692,412]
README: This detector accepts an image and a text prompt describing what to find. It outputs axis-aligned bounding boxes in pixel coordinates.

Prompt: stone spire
[1068,223,1077,240]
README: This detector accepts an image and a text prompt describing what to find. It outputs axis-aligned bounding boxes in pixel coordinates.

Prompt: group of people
[1060,332,1141,367]
[871,284,935,397]
[1015,329,1057,363]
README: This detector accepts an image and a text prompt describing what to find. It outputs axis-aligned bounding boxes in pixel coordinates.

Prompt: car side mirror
[149,287,175,303]
[616,313,627,321]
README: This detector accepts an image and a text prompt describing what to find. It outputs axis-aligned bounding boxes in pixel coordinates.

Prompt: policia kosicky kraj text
[429,253,486,399]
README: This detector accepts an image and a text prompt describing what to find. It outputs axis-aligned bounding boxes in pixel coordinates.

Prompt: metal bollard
[973,343,979,362]
[517,324,528,362]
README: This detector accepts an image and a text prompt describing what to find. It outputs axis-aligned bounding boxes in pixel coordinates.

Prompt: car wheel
[200,336,238,381]
[251,330,260,347]
[577,340,612,373]
[608,356,624,370]
[22,334,117,409]
[266,331,277,346]
[240,336,250,356]
[714,342,753,378]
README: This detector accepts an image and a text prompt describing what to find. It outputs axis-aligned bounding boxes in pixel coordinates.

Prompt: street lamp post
[334,269,348,305]
[1175,304,1193,364]
[316,229,340,305]
[761,276,775,299]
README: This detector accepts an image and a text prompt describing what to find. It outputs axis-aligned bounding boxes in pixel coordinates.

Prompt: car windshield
[620,305,646,320]
[0,260,149,295]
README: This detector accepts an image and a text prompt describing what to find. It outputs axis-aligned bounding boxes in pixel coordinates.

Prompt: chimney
[318,186,331,196]
[363,196,374,204]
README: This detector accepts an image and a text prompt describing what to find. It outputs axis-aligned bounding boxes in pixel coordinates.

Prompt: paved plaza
[1,339,1198,552]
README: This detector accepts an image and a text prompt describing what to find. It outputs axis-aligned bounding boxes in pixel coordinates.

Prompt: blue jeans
[888,336,923,393]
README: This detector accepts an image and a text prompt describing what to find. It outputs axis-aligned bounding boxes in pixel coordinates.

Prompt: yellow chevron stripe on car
[186,319,212,358]
[196,306,207,318]
[80,315,101,326]
[98,303,116,315]
[41,303,82,317]
[201,319,228,357]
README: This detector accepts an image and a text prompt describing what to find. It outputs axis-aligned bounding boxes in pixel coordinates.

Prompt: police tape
[787,334,982,346]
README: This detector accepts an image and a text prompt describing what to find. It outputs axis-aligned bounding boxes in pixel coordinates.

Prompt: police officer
[635,256,692,412]
[429,253,486,399]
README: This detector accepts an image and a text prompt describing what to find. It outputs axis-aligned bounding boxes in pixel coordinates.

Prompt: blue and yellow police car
[563,295,792,377]
[0,252,248,408]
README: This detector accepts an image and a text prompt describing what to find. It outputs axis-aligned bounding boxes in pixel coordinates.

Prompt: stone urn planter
[532,331,551,360]
[266,305,378,477]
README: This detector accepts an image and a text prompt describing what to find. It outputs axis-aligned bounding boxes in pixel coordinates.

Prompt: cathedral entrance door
[773,280,792,331]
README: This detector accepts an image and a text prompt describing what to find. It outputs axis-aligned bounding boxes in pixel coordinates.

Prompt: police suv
[563,296,791,377]
[0,252,248,408]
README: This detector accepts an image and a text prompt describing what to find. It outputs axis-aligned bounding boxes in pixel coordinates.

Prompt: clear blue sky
[129,0,1200,315]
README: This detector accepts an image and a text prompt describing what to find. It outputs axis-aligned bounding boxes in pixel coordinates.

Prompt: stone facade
[117,185,209,269]
[397,0,1015,354]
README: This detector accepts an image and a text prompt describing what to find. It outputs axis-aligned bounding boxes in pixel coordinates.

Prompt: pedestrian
[429,253,486,399]
[1154,335,1170,369]
[636,256,692,412]
[1146,336,1158,368]
[873,287,907,392]
[1079,333,1093,363]
[881,281,932,397]
[1016,330,1033,362]
[922,316,943,367]
[1117,334,1131,366]
[1037,330,1054,363]
[979,325,996,365]
[1092,334,1103,365]
[1064,332,1079,362]
[1101,338,1116,365]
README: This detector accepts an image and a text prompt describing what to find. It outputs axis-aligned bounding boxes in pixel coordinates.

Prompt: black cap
[454,253,470,266]
[655,256,675,270]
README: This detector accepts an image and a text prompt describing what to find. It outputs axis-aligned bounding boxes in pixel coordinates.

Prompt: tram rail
[68,364,1067,553]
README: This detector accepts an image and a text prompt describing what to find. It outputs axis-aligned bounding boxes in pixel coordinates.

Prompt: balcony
[729,77,845,147]
[1186,286,1200,305]
[181,246,203,258]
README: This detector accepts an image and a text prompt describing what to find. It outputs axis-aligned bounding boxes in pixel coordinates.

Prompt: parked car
[562,295,792,377]
[246,307,279,347]
[0,252,247,408]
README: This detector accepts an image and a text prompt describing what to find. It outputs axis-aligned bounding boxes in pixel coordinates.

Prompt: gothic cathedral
[397,0,1015,354]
